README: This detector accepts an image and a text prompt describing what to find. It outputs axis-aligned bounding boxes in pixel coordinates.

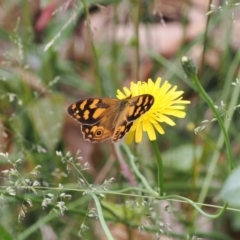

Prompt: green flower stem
[198,77,240,203]
[122,144,157,195]
[122,142,164,196]
[151,140,164,196]
[182,57,234,172]
[89,192,114,240]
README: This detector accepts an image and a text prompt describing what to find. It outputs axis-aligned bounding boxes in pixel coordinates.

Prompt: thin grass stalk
[82,0,104,95]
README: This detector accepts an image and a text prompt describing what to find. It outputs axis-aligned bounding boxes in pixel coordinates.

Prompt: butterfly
[67,94,154,143]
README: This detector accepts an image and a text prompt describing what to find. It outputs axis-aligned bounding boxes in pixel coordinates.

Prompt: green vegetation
[0,1,240,239]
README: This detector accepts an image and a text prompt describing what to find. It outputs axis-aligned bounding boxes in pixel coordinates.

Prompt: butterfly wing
[112,94,154,142]
[68,94,154,143]
[67,98,119,125]
[112,120,133,142]
[68,98,121,143]
[81,124,113,143]
[125,94,154,122]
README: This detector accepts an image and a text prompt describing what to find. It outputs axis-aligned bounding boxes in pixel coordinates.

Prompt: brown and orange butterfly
[67,94,154,143]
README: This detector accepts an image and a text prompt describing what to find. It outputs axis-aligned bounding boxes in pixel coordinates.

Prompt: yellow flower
[116,78,191,143]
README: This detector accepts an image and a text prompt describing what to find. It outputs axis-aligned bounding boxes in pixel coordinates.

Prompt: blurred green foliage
[0,1,240,240]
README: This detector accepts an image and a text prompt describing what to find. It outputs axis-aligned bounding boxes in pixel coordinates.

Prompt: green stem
[132,0,140,82]
[110,185,228,219]
[122,141,164,196]
[122,144,157,195]
[82,0,104,95]
[151,140,164,196]
[182,57,234,173]
[198,0,212,77]
[198,75,240,203]
[165,195,228,219]
[90,193,114,240]
[192,75,233,172]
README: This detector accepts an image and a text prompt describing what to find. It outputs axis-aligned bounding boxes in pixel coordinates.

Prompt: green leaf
[0,224,13,240]
[28,94,65,151]
[162,144,202,172]
[101,199,145,223]
[217,165,240,206]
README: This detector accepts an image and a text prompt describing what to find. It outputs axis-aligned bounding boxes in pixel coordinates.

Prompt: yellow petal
[123,87,131,96]
[164,109,187,118]
[135,123,143,143]
[160,115,176,126]
[167,106,186,110]
[125,131,134,144]
[116,89,126,99]
[154,77,161,87]
[130,121,137,131]
[145,122,156,141]
[142,120,150,131]
[153,122,165,134]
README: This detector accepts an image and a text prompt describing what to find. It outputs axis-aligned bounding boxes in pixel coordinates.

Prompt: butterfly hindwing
[81,124,113,143]
[112,121,133,142]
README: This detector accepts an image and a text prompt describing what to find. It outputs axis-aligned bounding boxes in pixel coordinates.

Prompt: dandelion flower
[117,78,190,143]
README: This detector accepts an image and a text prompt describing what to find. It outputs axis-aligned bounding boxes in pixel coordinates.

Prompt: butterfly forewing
[112,94,154,141]
[126,94,154,122]
[67,98,118,125]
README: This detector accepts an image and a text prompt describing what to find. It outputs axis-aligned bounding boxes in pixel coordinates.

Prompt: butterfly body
[67,94,154,143]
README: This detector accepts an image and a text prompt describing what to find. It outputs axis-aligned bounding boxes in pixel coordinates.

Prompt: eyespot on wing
[81,124,112,143]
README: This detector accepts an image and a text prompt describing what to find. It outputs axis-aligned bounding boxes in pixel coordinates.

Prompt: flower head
[116,78,190,143]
